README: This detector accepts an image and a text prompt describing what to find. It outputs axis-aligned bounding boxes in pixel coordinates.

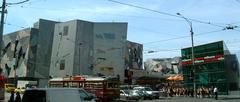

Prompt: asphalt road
[1,92,240,102]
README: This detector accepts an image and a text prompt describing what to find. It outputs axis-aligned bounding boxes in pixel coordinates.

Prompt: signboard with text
[181,54,224,65]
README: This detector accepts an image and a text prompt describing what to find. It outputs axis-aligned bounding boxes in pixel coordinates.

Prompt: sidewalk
[219,95,240,100]
[219,91,240,100]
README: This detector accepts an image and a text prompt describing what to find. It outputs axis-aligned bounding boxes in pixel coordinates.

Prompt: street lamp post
[177,13,196,97]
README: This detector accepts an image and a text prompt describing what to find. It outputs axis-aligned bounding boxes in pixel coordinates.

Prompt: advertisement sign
[182,54,224,65]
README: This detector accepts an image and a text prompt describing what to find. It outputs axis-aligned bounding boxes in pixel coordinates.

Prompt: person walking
[209,87,213,98]
[14,92,21,102]
[8,91,14,102]
[213,86,218,100]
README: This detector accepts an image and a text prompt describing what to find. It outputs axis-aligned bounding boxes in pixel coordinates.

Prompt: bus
[48,75,120,102]
[0,75,5,100]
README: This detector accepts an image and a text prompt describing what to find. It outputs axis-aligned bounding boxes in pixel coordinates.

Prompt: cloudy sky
[3,0,240,60]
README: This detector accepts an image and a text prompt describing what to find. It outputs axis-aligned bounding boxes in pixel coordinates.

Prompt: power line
[144,46,240,56]
[3,6,25,29]
[144,44,240,55]
[146,49,223,55]
[142,31,240,51]
[108,0,179,17]
[2,6,26,29]
[17,5,185,23]
[143,29,225,45]
[143,29,232,50]
[145,46,240,54]
[14,2,239,43]
[129,25,180,37]
[144,48,180,54]
[4,22,25,28]
[17,5,230,39]
[108,0,227,28]
[144,39,240,54]
[6,0,30,5]
[17,1,240,33]
[14,0,238,38]
[28,0,46,4]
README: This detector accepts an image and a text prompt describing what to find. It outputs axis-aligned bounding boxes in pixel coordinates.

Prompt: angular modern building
[144,57,182,75]
[124,41,143,84]
[49,20,128,81]
[181,41,239,95]
[0,19,58,87]
[1,18,143,86]
[32,19,59,79]
[1,28,38,78]
[125,41,143,70]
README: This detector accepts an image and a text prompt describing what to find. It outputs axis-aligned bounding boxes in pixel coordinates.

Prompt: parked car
[22,88,95,102]
[4,84,16,93]
[120,90,142,101]
[134,89,154,100]
[133,86,160,99]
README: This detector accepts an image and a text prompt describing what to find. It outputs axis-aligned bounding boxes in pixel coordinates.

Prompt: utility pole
[0,0,29,57]
[0,0,29,87]
[0,0,6,56]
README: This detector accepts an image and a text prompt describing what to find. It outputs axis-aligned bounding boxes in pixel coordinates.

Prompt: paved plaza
[117,96,240,102]
[141,97,240,102]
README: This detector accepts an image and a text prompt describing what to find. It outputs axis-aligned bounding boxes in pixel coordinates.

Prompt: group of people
[160,86,218,100]
[161,87,194,97]
[8,91,21,102]
[196,86,218,99]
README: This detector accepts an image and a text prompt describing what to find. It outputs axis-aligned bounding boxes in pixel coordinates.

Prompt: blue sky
[3,0,240,60]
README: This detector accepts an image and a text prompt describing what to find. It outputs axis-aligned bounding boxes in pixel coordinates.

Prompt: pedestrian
[184,88,188,97]
[14,92,21,102]
[197,88,200,98]
[210,86,214,98]
[190,88,194,97]
[201,87,205,98]
[213,86,218,100]
[8,91,14,102]
[170,88,174,97]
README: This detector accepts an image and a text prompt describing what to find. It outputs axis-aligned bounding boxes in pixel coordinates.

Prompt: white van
[22,88,95,102]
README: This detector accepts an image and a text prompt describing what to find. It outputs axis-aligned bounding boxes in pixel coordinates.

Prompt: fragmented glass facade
[181,41,239,95]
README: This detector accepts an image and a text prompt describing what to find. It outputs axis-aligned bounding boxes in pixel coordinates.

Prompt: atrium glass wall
[181,41,230,95]
[182,41,224,60]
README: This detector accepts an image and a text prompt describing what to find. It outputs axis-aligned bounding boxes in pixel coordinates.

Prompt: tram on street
[48,75,120,102]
